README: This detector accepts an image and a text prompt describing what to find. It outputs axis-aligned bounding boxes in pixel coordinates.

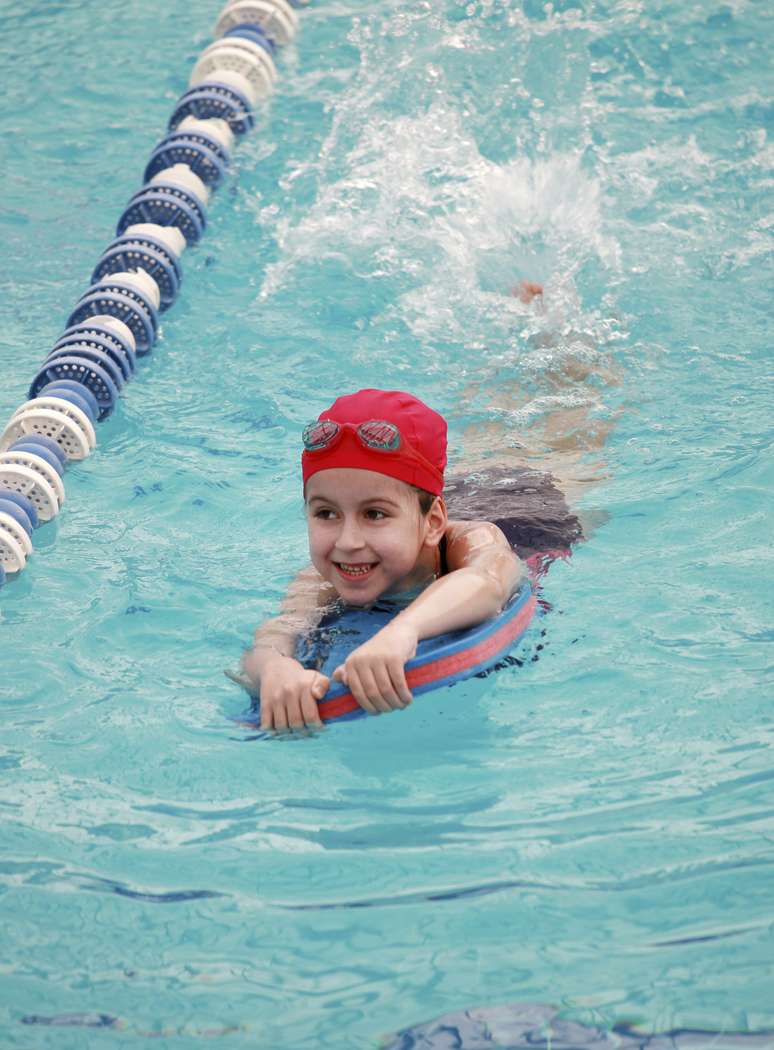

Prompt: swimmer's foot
[512,280,544,304]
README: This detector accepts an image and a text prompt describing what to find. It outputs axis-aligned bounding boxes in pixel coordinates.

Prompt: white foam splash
[257,0,628,438]
[262,101,619,346]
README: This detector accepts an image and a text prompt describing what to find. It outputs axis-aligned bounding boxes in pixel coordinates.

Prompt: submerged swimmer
[233,385,585,732]
[380,1001,774,1050]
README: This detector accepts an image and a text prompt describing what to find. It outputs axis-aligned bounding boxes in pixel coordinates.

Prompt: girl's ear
[423,497,448,547]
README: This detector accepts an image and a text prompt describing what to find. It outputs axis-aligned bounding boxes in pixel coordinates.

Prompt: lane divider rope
[0,0,310,588]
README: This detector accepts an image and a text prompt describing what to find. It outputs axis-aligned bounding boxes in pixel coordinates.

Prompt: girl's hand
[332,619,418,715]
[256,654,329,733]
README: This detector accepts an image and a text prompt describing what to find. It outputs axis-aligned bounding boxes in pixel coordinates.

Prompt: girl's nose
[337,515,365,551]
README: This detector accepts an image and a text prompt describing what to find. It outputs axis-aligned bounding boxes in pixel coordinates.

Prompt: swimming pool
[1,0,773,1045]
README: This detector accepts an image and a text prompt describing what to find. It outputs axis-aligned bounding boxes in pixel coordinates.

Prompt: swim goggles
[301,418,445,494]
[302,419,402,452]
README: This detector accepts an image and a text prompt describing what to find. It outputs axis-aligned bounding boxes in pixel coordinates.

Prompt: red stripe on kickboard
[317,594,537,722]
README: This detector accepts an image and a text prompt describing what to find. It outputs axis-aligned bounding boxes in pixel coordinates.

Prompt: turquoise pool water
[1,0,773,1045]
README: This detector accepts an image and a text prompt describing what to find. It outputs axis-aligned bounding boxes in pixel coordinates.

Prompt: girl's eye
[313,508,337,520]
[364,508,388,520]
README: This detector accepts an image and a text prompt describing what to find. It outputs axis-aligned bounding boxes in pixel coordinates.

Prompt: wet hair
[410,485,437,515]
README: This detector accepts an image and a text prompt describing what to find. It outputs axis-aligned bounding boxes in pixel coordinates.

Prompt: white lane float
[191,44,275,100]
[0,463,60,524]
[0,510,33,557]
[14,398,98,449]
[200,36,277,85]
[1,396,96,458]
[178,116,235,155]
[0,450,65,509]
[199,68,261,109]
[215,0,299,46]
[0,523,27,575]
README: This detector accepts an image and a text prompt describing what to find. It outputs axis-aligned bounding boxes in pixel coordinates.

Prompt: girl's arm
[399,519,523,636]
[331,521,523,714]
[234,566,337,731]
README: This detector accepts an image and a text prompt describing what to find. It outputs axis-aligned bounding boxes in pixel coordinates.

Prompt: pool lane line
[0,0,311,587]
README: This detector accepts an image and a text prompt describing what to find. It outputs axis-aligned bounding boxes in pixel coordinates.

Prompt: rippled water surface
[1,0,772,1046]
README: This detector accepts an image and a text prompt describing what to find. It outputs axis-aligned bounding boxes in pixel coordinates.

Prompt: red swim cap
[302,389,447,497]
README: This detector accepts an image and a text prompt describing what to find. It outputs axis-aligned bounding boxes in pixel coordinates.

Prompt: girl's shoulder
[444,517,503,542]
[442,519,516,572]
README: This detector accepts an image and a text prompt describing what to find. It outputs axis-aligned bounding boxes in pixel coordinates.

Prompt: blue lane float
[155,123,234,166]
[0,491,39,529]
[0,497,34,535]
[168,84,256,136]
[10,433,68,467]
[225,25,277,53]
[92,242,181,311]
[144,136,228,189]
[116,180,208,247]
[94,224,186,313]
[0,0,306,585]
[9,441,65,478]
[52,333,136,382]
[44,347,125,394]
[66,290,156,356]
[28,358,120,421]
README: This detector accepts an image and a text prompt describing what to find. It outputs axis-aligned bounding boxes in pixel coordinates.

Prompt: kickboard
[294,580,537,722]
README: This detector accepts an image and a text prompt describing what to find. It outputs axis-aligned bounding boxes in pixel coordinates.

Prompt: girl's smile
[334,561,377,580]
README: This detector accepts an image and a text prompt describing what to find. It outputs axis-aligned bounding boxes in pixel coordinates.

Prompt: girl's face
[305,468,446,605]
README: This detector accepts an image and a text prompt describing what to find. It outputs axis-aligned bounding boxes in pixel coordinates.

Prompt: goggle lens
[302,419,340,451]
[358,421,401,451]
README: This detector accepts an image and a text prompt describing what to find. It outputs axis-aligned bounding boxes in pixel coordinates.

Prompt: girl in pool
[236,383,585,732]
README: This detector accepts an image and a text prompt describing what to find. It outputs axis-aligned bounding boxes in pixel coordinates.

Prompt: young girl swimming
[237,388,526,732]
